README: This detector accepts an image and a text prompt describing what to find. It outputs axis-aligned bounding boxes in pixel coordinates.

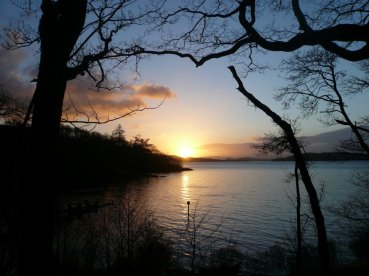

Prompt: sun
[179,146,195,158]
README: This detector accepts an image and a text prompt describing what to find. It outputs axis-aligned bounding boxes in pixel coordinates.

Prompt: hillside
[273,152,369,161]
[0,125,190,192]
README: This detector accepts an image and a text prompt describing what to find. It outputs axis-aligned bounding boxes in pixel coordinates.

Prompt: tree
[137,3,369,273]
[229,65,331,274]
[141,0,369,66]
[274,48,369,270]
[2,1,163,275]
[254,126,308,275]
[112,124,126,145]
[130,134,157,153]
[0,84,26,125]
[275,48,369,155]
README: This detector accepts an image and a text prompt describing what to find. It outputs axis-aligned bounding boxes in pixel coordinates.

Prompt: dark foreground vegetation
[3,189,369,276]
[51,184,369,276]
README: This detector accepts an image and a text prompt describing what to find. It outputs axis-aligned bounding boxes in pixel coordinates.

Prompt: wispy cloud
[199,143,259,158]
[64,79,177,120]
[126,82,176,99]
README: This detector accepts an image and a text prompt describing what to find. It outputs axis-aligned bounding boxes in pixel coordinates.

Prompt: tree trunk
[17,1,87,275]
[286,127,330,274]
[295,162,302,275]
[228,66,331,275]
[18,61,67,276]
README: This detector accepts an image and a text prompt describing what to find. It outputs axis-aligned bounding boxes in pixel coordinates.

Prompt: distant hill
[194,127,362,160]
[196,127,355,159]
[273,152,369,161]
[303,127,353,152]
[181,126,367,161]
[177,157,226,162]
[180,152,368,162]
[177,156,262,162]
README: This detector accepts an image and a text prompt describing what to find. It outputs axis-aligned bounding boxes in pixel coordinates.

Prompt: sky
[1,1,368,158]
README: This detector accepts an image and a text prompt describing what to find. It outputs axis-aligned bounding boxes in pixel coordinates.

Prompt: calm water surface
[103,161,368,254]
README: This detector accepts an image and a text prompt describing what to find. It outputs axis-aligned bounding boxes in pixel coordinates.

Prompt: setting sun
[178,146,195,158]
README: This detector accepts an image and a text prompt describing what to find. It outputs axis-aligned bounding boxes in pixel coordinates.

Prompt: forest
[0,124,188,192]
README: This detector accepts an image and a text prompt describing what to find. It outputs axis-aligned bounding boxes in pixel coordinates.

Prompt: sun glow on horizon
[178,145,195,158]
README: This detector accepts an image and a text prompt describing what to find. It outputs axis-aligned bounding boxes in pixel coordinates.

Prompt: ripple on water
[99,161,368,255]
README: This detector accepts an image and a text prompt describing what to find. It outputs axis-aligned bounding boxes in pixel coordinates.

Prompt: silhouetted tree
[130,134,157,153]
[229,65,331,274]
[275,50,369,268]
[253,126,305,275]
[275,48,369,155]
[2,1,165,275]
[112,124,126,145]
[337,114,369,155]
[140,0,369,66]
[0,84,26,125]
[135,2,369,274]
[52,186,175,275]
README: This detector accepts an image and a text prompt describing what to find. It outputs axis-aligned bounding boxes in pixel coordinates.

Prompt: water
[78,161,369,255]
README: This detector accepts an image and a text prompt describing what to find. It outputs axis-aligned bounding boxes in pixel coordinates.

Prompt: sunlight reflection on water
[103,161,369,255]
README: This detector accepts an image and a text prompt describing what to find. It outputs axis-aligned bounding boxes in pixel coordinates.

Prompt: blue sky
[1,1,368,157]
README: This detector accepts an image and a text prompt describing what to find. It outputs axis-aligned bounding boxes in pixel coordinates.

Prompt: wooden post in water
[187,201,190,223]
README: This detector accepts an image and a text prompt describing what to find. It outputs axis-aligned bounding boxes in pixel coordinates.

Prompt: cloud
[64,79,177,120]
[0,48,35,100]
[0,48,176,121]
[126,82,176,99]
[199,143,259,158]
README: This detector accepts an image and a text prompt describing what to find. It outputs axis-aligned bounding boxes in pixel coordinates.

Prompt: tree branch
[61,97,166,128]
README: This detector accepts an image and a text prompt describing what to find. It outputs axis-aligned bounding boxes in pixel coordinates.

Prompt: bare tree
[0,84,27,125]
[275,48,369,155]
[274,48,369,268]
[229,65,331,274]
[2,1,165,275]
[53,187,172,275]
[133,2,369,274]
[253,125,306,275]
[140,0,369,68]
[173,201,224,273]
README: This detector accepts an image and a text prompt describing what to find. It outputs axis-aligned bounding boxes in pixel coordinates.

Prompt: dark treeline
[0,124,188,193]
[57,125,189,191]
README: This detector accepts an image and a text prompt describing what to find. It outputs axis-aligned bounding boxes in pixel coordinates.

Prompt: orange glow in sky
[178,145,195,158]
[1,2,368,159]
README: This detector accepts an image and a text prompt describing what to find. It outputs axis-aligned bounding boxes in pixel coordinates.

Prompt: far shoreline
[179,152,369,162]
